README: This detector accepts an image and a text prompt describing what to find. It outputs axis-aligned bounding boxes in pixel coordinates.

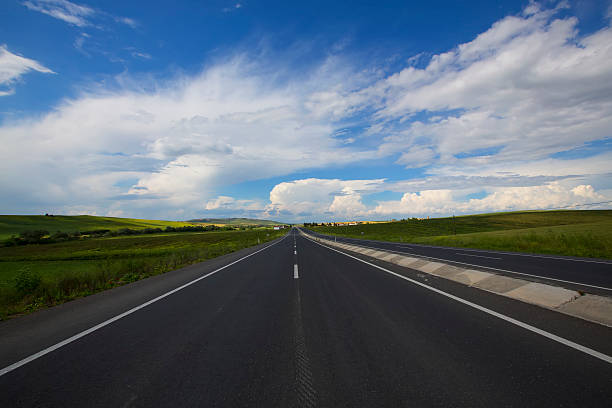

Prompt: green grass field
[0,215,195,240]
[189,217,285,226]
[0,228,286,319]
[311,210,612,259]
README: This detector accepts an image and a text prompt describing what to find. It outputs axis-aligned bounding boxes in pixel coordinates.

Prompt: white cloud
[395,145,436,168]
[23,0,136,28]
[0,55,376,217]
[261,178,610,221]
[205,195,261,211]
[114,16,137,28]
[205,196,236,210]
[131,51,152,60]
[374,189,455,215]
[23,0,95,27]
[0,45,54,95]
[223,3,243,12]
[374,182,606,216]
[265,178,385,219]
[370,4,612,170]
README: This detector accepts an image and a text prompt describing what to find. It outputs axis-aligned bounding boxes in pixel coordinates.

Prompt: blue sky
[1,0,612,222]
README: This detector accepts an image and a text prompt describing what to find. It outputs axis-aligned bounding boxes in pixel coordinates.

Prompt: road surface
[1,229,611,407]
[305,229,612,295]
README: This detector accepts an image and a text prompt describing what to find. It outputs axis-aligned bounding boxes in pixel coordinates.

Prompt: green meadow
[311,210,612,259]
[190,217,284,226]
[0,227,286,319]
[0,215,195,240]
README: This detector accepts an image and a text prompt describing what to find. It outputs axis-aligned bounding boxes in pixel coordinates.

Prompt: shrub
[50,231,70,241]
[14,269,42,294]
[19,230,49,244]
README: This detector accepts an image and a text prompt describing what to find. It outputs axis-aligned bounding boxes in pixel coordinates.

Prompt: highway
[305,229,612,295]
[1,229,611,407]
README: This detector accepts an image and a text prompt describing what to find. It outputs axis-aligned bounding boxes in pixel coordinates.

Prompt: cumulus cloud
[265,178,385,219]
[374,182,607,216]
[261,178,610,221]
[0,45,54,95]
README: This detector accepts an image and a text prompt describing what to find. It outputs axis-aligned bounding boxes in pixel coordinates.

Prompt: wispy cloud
[22,0,136,28]
[0,45,54,96]
[113,16,138,29]
[23,0,94,27]
[223,3,243,13]
[24,1,145,61]
[131,51,151,60]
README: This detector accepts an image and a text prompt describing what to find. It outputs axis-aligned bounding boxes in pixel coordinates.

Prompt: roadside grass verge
[411,221,612,259]
[0,229,286,320]
[311,210,612,259]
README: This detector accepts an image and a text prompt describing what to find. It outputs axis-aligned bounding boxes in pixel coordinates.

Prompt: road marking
[331,241,612,292]
[294,250,297,255]
[307,237,612,365]
[330,235,612,265]
[0,237,286,378]
[307,231,612,264]
[456,252,502,260]
[294,264,299,279]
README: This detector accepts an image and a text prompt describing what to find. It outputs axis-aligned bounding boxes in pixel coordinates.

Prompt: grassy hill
[311,210,612,259]
[0,215,194,240]
[189,218,285,226]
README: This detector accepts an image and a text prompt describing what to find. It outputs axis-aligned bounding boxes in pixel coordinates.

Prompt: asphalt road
[1,229,611,407]
[305,229,612,295]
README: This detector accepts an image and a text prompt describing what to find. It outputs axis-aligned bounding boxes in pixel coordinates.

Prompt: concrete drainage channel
[301,231,612,328]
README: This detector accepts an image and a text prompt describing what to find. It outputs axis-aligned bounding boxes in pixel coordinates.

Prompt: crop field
[311,210,612,259]
[0,215,195,240]
[0,228,286,319]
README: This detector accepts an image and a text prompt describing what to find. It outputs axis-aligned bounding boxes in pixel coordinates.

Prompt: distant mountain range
[188,218,286,226]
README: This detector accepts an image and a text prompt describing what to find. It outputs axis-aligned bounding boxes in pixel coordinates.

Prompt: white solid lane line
[359,238,612,264]
[294,264,299,279]
[307,237,612,365]
[339,241,612,292]
[456,252,502,260]
[0,237,287,378]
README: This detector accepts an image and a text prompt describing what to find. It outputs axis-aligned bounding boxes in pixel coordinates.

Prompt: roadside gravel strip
[300,230,612,328]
